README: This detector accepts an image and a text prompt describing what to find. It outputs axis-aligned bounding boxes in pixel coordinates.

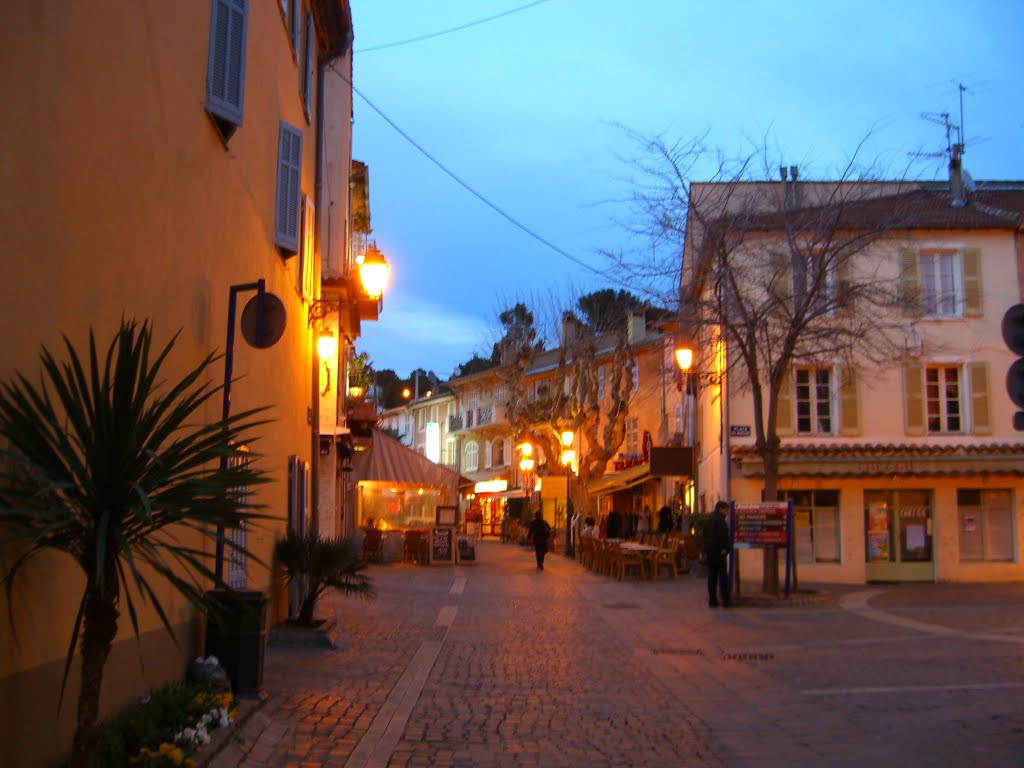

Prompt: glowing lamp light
[674,346,694,372]
[402,388,412,399]
[519,457,535,472]
[560,449,576,467]
[357,243,390,299]
[517,442,533,457]
[560,430,574,447]
[317,330,338,359]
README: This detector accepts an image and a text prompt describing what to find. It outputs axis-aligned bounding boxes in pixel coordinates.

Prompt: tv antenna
[913,82,969,163]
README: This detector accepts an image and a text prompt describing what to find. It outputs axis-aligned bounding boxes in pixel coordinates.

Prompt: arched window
[464,441,479,472]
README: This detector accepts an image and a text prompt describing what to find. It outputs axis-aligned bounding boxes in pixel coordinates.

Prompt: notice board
[430,526,455,564]
[732,502,790,547]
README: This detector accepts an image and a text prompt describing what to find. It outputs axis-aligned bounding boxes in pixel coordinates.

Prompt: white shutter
[275,122,303,253]
[205,0,248,137]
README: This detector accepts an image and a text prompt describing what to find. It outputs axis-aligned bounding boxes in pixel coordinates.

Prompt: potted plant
[0,321,268,768]
[273,529,374,627]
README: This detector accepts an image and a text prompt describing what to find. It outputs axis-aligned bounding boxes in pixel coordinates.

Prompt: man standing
[527,510,551,571]
[703,501,732,607]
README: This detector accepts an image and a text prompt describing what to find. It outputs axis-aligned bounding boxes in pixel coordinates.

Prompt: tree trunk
[761,447,781,595]
[297,586,321,626]
[71,588,119,768]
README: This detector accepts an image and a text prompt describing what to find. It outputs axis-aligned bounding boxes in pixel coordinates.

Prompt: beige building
[0,2,367,764]
[685,174,1024,584]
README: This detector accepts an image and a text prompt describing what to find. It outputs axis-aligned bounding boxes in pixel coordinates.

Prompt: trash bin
[204,590,267,696]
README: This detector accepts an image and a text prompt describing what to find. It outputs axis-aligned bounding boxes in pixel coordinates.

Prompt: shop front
[730,443,1024,584]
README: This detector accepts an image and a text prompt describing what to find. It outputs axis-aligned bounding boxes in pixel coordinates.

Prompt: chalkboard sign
[430,527,454,563]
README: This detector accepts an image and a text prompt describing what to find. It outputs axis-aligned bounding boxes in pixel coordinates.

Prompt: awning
[587,463,652,495]
[350,429,466,502]
[477,488,527,499]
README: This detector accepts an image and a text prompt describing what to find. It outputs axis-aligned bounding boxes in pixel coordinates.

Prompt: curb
[197,690,269,768]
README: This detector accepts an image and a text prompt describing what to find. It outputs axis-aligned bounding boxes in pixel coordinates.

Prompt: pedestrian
[657,505,673,534]
[581,517,597,538]
[527,510,552,571]
[703,500,732,607]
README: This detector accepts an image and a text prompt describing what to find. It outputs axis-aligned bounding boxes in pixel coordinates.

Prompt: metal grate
[721,652,775,661]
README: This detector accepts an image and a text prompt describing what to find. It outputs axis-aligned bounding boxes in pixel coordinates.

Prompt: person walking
[703,501,732,607]
[527,510,552,571]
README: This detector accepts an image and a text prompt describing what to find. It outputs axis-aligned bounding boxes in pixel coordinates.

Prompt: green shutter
[962,248,983,317]
[900,249,921,317]
[775,368,794,436]
[839,367,860,435]
[968,362,991,435]
[903,364,925,435]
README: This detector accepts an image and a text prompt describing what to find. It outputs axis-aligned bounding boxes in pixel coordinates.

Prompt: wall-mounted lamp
[318,329,338,359]
[355,243,390,299]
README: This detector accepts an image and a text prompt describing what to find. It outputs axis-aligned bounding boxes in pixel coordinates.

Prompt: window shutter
[962,248,983,317]
[484,440,492,469]
[275,122,303,253]
[303,10,315,121]
[838,366,860,435]
[290,0,301,52]
[769,248,793,315]
[900,249,922,317]
[205,0,248,137]
[775,368,794,436]
[298,195,315,299]
[968,362,991,435]
[835,257,853,314]
[902,364,925,435]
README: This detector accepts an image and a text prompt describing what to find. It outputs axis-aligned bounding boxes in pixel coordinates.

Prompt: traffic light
[1002,303,1024,431]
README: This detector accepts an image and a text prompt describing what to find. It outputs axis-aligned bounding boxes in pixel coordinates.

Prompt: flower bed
[88,668,237,767]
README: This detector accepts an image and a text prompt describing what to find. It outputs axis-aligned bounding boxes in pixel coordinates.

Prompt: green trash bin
[204,590,267,695]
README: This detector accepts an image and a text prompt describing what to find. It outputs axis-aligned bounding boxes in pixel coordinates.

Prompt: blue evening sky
[350,0,1024,379]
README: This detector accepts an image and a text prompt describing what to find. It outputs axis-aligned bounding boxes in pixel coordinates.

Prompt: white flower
[205,655,220,667]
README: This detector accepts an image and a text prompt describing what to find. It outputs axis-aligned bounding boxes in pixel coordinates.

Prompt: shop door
[481,500,502,537]
[865,489,935,582]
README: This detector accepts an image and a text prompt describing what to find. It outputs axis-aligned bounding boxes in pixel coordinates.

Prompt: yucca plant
[274,529,374,626]
[0,320,270,768]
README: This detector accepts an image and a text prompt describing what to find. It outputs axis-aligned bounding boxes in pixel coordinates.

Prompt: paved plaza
[210,542,1024,767]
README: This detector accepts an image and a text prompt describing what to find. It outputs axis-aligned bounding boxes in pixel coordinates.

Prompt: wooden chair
[403,529,427,564]
[650,539,677,580]
[580,536,595,570]
[677,534,701,573]
[362,529,384,563]
[611,544,646,581]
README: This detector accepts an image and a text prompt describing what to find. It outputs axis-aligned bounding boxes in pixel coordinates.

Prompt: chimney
[780,166,788,208]
[627,312,646,345]
[561,313,580,347]
[789,166,799,208]
[949,144,966,207]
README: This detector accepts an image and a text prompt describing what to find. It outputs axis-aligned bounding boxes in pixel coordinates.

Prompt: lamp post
[517,442,535,523]
[674,342,697,517]
[560,430,576,557]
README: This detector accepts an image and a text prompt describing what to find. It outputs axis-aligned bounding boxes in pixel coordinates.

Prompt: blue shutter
[303,10,315,121]
[275,122,303,253]
[205,0,247,136]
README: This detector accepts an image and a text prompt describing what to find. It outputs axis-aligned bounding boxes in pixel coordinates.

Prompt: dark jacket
[657,506,673,533]
[703,509,732,561]
[606,509,623,539]
[528,517,551,550]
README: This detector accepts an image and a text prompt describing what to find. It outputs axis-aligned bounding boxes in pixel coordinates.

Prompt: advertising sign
[733,502,789,547]
[430,527,455,563]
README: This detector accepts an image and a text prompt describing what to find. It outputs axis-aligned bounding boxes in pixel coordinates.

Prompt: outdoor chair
[403,529,427,564]
[677,534,701,573]
[650,540,677,580]
[611,544,646,581]
[362,529,384,563]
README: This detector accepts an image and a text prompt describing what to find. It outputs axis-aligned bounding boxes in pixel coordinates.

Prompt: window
[464,442,479,472]
[275,122,303,253]
[625,417,638,455]
[902,248,982,319]
[958,489,1014,562]
[302,10,314,121]
[795,368,833,434]
[417,409,425,429]
[919,250,961,317]
[205,0,248,141]
[225,447,251,588]
[925,365,962,433]
[597,366,605,400]
[631,363,639,394]
[491,438,505,467]
[781,490,840,564]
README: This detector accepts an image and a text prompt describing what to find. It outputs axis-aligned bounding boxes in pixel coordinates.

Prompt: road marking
[449,576,466,595]
[435,605,458,627]
[802,682,1024,696]
[344,639,445,768]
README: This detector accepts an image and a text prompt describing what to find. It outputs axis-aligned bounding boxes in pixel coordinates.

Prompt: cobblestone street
[211,542,1024,767]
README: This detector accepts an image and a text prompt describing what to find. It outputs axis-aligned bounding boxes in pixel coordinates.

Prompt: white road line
[449,575,466,595]
[802,682,1024,696]
[435,605,458,627]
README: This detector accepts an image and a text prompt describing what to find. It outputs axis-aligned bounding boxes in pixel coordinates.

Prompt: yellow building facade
[0,2,356,764]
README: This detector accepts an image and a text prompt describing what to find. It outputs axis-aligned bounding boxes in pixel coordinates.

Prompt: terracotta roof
[724,187,1024,233]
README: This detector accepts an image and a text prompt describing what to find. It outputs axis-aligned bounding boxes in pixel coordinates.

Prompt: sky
[349,0,1024,380]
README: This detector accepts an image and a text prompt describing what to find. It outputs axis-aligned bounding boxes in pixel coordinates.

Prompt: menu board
[457,535,476,562]
[430,526,454,563]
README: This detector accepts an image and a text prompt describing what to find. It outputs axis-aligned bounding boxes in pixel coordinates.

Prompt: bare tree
[620,132,926,593]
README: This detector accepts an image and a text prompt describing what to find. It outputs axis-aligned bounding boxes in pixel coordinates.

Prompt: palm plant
[274,529,374,626]
[0,320,270,768]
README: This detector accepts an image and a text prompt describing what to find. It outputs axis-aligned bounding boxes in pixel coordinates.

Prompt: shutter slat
[903,364,925,435]
[962,248,983,317]
[900,249,921,317]
[968,362,991,435]
[206,0,247,133]
[275,123,303,253]
[839,366,860,435]
[775,368,794,435]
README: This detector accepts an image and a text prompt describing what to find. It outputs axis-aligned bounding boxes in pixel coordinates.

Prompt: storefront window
[958,489,1014,562]
[865,489,933,564]
[359,483,443,530]
[782,490,840,563]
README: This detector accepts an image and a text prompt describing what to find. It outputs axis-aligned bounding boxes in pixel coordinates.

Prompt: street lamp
[674,340,697,517]
[517,442,535,516]
[560,430,576,557]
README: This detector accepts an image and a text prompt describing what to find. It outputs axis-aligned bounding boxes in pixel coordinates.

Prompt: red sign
[733,503,789,547]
